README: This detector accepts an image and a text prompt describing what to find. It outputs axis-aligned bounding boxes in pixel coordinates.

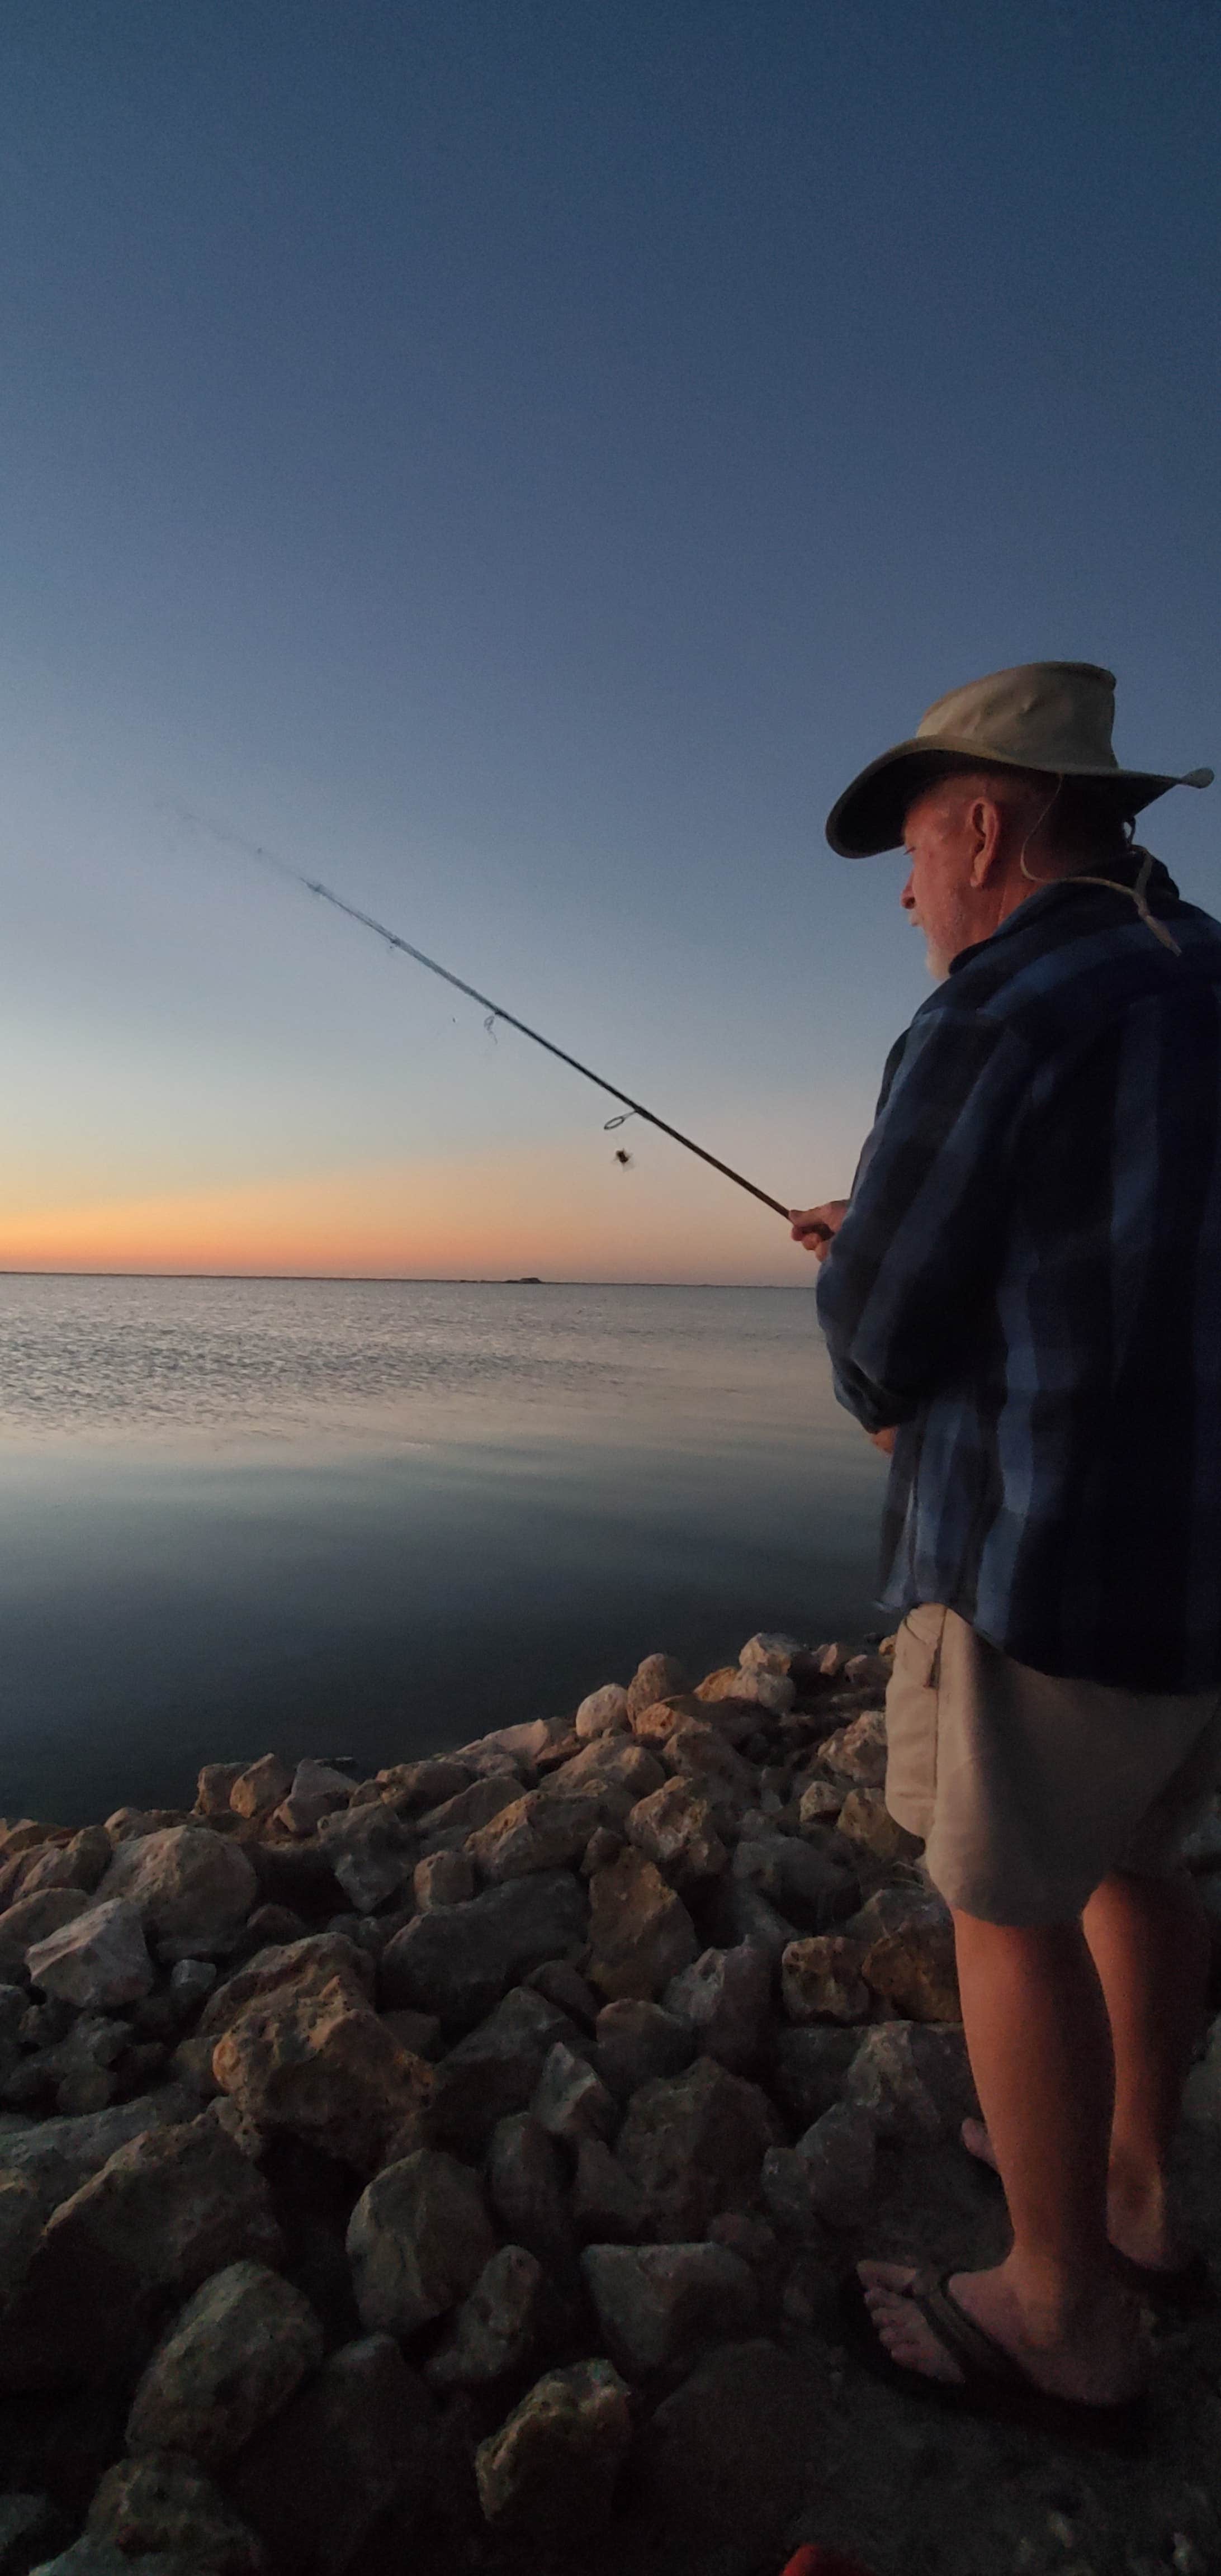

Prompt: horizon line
[0,1267,808,1290]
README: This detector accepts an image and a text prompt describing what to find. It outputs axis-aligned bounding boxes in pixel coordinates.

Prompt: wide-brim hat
[826,660,1213,858]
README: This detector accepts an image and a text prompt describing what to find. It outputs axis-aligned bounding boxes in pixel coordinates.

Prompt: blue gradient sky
[1,1,1218,1279]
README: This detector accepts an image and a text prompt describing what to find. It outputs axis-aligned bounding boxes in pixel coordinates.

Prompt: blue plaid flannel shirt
[816,866,1221,1689]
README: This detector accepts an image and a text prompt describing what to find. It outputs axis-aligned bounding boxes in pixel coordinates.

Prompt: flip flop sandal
[837,2268,1149,2454]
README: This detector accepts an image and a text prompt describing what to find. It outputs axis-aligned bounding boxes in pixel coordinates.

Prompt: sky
[1,0,1218,1284]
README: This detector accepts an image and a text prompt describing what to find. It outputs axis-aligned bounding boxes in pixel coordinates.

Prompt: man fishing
[791,660,1219,2442]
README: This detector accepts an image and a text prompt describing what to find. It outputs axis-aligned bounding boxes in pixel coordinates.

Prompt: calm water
[0,1276,887,1824]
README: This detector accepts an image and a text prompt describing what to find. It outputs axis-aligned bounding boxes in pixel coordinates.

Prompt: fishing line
[176,810,793,1222]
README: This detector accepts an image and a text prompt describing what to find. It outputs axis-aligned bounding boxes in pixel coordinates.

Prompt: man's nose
[900,869,916,915]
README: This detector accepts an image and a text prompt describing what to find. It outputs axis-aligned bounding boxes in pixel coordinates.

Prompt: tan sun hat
[826,660,1213,858]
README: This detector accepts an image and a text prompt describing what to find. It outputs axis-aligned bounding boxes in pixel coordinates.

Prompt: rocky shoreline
[2,1632,1220,2576]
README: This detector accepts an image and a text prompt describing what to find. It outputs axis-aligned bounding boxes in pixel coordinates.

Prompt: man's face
[900,780,987,978]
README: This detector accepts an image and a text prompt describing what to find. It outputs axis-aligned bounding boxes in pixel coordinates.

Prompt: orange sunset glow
[0,1139,813,1283]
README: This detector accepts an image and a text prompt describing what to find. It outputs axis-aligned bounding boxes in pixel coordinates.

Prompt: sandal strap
[906,2270,1029,2390]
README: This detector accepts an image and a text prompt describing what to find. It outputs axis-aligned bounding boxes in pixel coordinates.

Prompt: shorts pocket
[883,1605,946,1834]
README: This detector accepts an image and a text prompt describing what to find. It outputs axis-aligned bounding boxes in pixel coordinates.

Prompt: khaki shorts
[884,1604,1221,1926]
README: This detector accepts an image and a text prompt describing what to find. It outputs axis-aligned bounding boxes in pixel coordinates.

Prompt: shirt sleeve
[815,1001,1026,1433]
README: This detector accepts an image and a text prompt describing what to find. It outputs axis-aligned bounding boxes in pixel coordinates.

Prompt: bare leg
[861,1911,1144,2401]
[1083,1869,1209,2266]
[963,1871,1211,2269]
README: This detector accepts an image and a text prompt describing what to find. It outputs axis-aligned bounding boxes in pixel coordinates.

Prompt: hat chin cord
[1017,776,1182,956]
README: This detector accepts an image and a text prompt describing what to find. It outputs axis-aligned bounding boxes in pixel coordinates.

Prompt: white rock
[730,1668,795,1713]
[739,1633,804,1677]
[26,1900,154,2009]
[95,1826,257,1962]
[794,2101,876,2224]
[276,1758,354,1836]
[575,1685,631,1742]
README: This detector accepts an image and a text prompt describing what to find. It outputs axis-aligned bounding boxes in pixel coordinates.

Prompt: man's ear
[968,798,1004,887]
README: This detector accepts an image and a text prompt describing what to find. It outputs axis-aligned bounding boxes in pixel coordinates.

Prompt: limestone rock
[526,1957,598,2026]
[759,2144,824,2243]
[844,1650,895,1690]
[413,1849,473,1910]
[798,1779,844,1825]
[542,1736,666,1806]
[26,1902,154,2011]
[574,1684,630,1741]
[486,2113,579,2286]
[96,1828,258,1963]
[0,1889,92,1974]
[346,2148,495,2339]
[212,1974,432,2173]
[781,1934,870,2025]
[103,1810,192,1847]
[0,2118,284,2393]
[615,2054,778,2238]
[0,2088,196,2224]
[626,1653,686,1718]
[427,2243,548,2390]
[48,2118,283,2298]
[715,1876,799,1962]
[125,2260,323,2462]
[474,2357,631,2539]
[379,1869,587,2029]
[200,1931,373,2040]
[571,2137,647,2244]
[697,1663,795,1715]
[835,1789,920,1867]
[662,1943,771,2073]
[581,2241,757,2375]
[376,1756,472,1815]
[662,1721,756,1818]
[819,1708,888,1789]
[414,1774,520,1850]
[628,1693,702,1748]
[632,2337,828,2553]
[229,1757,293,1821]
[314,1806,414,1915]
[592,1997,696,2101]
[468,1791,599,1885]
[0,2494,58,2570]
[13,1828,112,1903]
[0,2171,42,2299]
[529,2042,614,2144]
[624,1779,727,1893]
[587,1848,698,2002]
[274,1761,353,1838]
[740,1633,806,1677]
[794,2101,877,2225]
[731,1831,859,1934]
[769,2025,861,2127]
[227,2333,435,2576]
[861,1920,960,2023]
[843,2021,977,2141]
[87,2454,263,2574]
[196,1764,247,1819]
[427,1986,574,2152]
[26,2546,182,2574]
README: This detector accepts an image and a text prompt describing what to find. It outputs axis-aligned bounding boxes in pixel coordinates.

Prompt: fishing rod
[190,816,794,1223]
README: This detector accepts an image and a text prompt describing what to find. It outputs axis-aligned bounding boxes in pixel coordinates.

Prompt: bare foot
[959,2119,1193,2273]
[858,2258,1147,2406]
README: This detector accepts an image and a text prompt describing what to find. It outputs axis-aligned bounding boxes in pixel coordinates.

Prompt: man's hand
[869,1425,897,1455]
[789,1200,849,1262]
